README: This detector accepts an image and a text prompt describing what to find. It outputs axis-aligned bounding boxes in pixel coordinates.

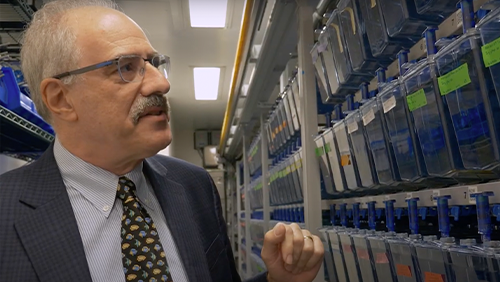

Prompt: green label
[315,147,324,157]
[406,89,427,112]
[482,36,500,68]
[324,142,332,153]
[438,63,471,96]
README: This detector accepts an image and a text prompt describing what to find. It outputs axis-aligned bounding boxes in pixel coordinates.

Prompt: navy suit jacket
[0,144,267,282]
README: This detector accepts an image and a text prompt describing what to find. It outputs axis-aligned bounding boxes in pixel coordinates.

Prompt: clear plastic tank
[338,228,363,282]
[414,236,455,282]
[345,110,380,189]
[315,134,337,195]
[414,0,460,17]
[367,232,397,282]
[387,233,421,282]
[435,29,500,174]
[328,228,350,282]
[358,0,414,59]
[360,97,400,186]
[323,129,347,192]
[333,120,362,190]
[352,230,378,282]
[448,239,500,282]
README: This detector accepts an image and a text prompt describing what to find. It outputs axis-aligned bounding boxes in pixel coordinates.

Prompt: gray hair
[20,0,119,125]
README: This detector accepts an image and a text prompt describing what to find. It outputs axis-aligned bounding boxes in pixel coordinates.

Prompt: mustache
[130,95,170,124]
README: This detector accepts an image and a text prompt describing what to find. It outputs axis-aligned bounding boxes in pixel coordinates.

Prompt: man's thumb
[262,223,286,255]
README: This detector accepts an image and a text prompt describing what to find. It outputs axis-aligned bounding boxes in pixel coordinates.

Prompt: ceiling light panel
[188,0,228,28]
[193,67,221,101]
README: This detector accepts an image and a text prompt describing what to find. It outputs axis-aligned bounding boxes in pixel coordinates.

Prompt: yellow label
[371,0,376,8]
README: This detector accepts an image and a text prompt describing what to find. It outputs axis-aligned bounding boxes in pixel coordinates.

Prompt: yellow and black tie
[117,176,173,282]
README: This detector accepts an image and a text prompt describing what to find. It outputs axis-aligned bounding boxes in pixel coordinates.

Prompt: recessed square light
[188,0,228,28]
[193,67,220,100]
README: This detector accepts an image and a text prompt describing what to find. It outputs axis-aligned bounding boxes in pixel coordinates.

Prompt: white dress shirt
[53,138,189,282]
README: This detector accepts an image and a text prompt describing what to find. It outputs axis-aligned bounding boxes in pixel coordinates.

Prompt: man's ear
[39,78,78,122]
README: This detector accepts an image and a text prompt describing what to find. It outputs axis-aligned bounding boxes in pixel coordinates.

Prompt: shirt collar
[53,138,155,217]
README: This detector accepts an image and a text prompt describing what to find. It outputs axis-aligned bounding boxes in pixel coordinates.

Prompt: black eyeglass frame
[52,54,170,82]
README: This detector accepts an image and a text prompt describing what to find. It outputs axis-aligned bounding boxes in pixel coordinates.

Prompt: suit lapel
[15,145,92,282]
[144,158,212,282]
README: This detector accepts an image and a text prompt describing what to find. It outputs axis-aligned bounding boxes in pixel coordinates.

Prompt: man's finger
[261,223,287,263]
[303,235,325,271]
[290,224,304,267]
[293,230,315,274]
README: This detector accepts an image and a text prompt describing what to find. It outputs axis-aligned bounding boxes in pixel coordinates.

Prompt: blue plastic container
[379,0,442,39]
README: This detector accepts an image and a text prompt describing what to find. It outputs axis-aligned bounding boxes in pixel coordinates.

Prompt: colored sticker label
[407,88,427,112]
[342,244,352,253]
[482,36,500,68]
[375,252,389,264]
[341,155,351,166]
[438,63,471,96]
[315,147,324,157]
[357,248,370,260]
[324,143,332,153]
[396,264,412,277]
[383,95,396,113]
[424,272,445,282]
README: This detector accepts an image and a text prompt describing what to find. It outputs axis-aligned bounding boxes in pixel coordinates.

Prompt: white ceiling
[116,0,246,132]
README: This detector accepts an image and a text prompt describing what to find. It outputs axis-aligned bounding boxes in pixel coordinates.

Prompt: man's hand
[261,222,324,282]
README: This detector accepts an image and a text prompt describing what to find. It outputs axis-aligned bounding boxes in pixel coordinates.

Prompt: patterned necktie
[117,176,173,282]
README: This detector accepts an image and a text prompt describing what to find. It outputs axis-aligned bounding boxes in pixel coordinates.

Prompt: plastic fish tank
[294,149,304,198]
[345,110,380,189]
[332,120,362,190]
[447,239,500,282]
[436,29,500,174]
[324,12,372,89]
[414,236,455,282]
[337,0,382,73]
[290,75,302,127]
[378,79,425,183]
[328,228,350,282]
[338,229,363,282]
[379,0,441,39]
[435,28,500,173]
[289,155,303,203]
[367,232,397,282]
[358,0,414,59]
[315,134,337,195]
[319,228,339,282]
[352,230,378,282]
[403,59,481,180]
[414,0,460,17]
[323,128,347,192]
[478,5,500,121]
[360,97,400,186]
[387,233,421,282]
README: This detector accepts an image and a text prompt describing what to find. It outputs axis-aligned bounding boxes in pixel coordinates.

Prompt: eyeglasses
[52,54,170,83]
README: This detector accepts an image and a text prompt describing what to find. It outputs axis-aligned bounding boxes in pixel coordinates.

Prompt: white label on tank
[334,124,343,133]
[347,121,358,134]
[468,186,478,204]
[456,9,463,30]
[362,109,375,126]
[432,190,440,206]
[406,193,413,200]
[383,95,397,113]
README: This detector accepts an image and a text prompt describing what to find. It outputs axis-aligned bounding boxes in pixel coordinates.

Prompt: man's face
[65,7,171,159]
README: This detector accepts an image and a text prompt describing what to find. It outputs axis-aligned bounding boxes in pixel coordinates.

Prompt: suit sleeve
[205,172,268,282]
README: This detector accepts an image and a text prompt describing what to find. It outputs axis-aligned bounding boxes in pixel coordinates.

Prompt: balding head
[21,0,120,124]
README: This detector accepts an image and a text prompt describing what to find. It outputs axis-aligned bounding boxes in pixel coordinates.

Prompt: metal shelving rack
[0,105,54,159]
[221,0,499,281]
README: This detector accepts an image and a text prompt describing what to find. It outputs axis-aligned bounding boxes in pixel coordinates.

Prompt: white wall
[168,122,203,167]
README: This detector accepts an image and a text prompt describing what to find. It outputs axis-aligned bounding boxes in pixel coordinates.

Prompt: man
[0,1,324,282]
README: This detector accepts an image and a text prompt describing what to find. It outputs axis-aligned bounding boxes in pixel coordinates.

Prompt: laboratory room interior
[4,0,500,281]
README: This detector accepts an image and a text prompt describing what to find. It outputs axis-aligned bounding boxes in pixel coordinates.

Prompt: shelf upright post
[236,160,244,275]
[296,0,324,281]
[261,113,271,232]
[242,130,252,278]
